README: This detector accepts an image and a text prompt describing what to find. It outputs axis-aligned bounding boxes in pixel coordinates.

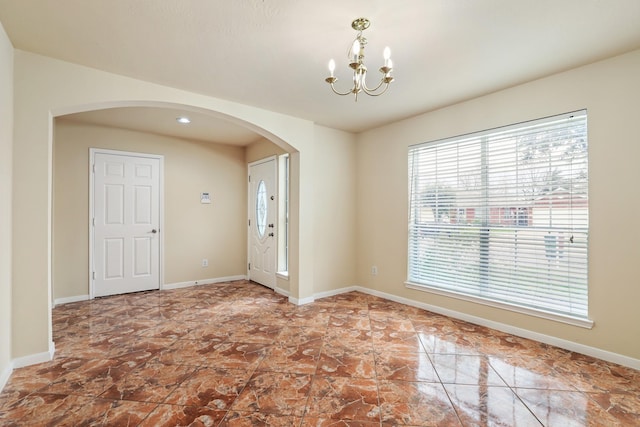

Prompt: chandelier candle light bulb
[325,17,394,101]
[351,39,361,64]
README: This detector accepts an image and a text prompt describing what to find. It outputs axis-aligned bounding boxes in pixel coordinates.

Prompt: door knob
[268,232,274,237]
[151,229,158,234]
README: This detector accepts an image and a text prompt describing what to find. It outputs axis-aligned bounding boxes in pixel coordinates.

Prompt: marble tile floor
[1,280,639,426]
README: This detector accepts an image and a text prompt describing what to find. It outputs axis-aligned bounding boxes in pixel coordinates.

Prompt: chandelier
[325,18,394,101]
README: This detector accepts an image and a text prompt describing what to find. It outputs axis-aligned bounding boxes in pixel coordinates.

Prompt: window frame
[406,111,592,328]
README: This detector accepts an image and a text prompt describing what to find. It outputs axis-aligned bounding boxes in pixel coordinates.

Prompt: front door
[92,150,162,298]
[248,157,277,288]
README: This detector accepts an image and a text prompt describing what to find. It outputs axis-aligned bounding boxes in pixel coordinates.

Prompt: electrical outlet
[202,259,208,267]
[371,266,378,276]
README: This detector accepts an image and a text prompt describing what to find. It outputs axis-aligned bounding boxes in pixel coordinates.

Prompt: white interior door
[92,151,161,298]
[248,158,277,288]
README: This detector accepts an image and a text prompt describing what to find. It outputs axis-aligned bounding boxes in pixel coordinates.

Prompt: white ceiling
[2,0,640,144]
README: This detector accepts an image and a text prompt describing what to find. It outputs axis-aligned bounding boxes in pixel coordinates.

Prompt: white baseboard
[41,282,640,373]
[314,286,359,300]
[289,286,360,306]
[309,285,640,370]
[163,275,247,290]
[0,362,12,392]
[54,294,89,306]
[346,286,640,371]
[12,341,55,370]
[163,280,199,290]
[289,295,315,306]
[274,287,290,298]
[55,277,249,304]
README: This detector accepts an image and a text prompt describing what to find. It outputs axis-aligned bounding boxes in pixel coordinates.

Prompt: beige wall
[12,50,313,363]
[356,49,640,361]
[11,40,639,370]
[53,121,247,300]
[313,125,358,294]
[0,22,13,384]
[246,138,287,163]
[12,50,318,359]
[245,129,359,298]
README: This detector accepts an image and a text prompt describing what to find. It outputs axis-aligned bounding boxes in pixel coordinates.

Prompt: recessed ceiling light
[176,116,191,124]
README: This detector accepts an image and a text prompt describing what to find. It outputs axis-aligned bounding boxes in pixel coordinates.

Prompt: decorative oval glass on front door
[256,180,267,238]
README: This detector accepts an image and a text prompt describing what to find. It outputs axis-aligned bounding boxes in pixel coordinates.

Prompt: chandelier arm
[328,82,355,96]
[325,18,394,100]
[361,77,386,94]
[362,82,391,97]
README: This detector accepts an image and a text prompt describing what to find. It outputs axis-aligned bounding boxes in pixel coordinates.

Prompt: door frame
[89,148,165,299]
[247,156,278,288]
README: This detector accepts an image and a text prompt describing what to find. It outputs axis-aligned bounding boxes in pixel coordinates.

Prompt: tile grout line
[486,358,546,427]
[3,281,638,425]
[368,301,384,427]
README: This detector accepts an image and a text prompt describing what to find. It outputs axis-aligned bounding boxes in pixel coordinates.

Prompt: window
[277,154,289,274]
[256,180,267,238]
[408,111,589,323]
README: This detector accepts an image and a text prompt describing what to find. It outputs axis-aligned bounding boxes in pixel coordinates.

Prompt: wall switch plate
[202,259,208,267]
[371,266,378,276]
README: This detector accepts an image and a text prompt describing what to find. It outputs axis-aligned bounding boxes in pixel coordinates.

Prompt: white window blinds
[408,111,589,320]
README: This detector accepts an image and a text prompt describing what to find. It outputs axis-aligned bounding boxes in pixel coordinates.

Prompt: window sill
[404,281,594,329]
[276,271,289,281]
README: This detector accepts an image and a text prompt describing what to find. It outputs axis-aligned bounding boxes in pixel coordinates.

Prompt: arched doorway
[52,103,297,303]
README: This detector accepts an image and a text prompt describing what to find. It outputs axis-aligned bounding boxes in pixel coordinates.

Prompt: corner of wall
[0,20,14,392]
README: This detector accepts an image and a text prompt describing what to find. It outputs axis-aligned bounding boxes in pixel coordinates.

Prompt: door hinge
[92,163,95,173]
[248,263,251,270]
[92,271,95,280]
[248,219,250,226]
[92,217,95,226]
